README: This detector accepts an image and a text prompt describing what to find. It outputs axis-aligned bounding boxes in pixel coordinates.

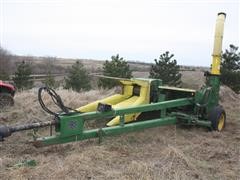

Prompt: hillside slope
[0,87,239,179]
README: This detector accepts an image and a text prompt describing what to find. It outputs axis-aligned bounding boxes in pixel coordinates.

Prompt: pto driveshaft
[0,120,57,141]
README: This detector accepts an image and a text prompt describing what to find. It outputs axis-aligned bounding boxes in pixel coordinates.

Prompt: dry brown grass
[180,70,205,89]
[0,86,239,180]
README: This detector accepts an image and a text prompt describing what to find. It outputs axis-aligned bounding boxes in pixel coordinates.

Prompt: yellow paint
[211,13,226,75]
[107,80,150,126]
[211,56,221,75]
[217,113,225,131]
[76,82,133,113]
[76,94,128,112]
[76,78,152,126]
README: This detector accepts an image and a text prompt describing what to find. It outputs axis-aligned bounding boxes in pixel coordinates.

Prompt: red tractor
[0,80,15,108]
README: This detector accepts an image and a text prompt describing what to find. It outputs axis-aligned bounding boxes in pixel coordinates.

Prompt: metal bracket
[97,128,104,144]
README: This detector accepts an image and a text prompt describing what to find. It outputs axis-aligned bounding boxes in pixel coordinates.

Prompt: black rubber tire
[0,93,14,108]
[208,106,226,131]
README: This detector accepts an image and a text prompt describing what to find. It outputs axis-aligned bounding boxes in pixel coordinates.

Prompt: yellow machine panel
[76,78,152,126]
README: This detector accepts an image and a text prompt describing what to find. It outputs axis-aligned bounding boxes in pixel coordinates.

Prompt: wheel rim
[218,113,225,131]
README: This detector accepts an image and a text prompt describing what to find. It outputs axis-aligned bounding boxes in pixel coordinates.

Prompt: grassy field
[0,71,239,179]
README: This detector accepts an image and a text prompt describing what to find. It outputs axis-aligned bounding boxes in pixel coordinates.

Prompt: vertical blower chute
[211,12,226,75]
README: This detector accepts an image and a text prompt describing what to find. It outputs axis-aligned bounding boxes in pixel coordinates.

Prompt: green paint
[29,74,221,147]
[36,116,176,146]
[34,98,192,146]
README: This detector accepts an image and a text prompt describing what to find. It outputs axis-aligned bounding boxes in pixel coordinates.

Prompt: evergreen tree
[13,61,33,90]
[43,72,56,88]
[65,61,91,92]
[42,58,57,88]
[220,44,240,93]
[0,46,12,80]
[149,51,182,86]
[98,54,132,89]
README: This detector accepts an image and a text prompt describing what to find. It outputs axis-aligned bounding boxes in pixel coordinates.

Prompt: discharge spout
[211,12,226,75]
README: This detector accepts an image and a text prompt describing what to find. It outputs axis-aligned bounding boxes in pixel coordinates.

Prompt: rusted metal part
[31,140,44,148]
[10,120,56,133]
[0,120,57,141]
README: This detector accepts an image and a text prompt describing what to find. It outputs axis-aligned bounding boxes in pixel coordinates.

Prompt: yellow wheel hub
[218,114,225,131]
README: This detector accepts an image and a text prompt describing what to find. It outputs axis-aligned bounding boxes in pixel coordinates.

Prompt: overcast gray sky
[0,0,239,66]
